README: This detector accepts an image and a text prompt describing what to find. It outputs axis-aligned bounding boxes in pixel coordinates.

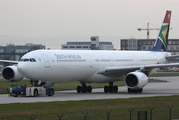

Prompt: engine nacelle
[125,72,148,89]
[30,80,55,88]
[2,66,24,82]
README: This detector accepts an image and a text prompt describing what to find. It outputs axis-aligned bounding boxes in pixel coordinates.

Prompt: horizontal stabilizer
[166,54,179,59]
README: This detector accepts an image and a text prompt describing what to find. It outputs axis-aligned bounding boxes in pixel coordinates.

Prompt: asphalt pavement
[0,76,179,104]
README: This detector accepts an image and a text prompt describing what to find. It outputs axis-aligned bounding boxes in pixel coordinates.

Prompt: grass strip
[0,95,179,120]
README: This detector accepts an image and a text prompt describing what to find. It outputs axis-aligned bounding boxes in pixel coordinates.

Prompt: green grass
[0,95,179,120]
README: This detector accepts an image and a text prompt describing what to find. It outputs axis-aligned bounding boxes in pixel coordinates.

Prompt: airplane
[1,10,179,94]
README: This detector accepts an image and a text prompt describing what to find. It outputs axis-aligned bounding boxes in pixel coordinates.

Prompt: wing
[166,54,179,59]
[97,63,179,77]
[97,66,140,77]
[0,60,18,64]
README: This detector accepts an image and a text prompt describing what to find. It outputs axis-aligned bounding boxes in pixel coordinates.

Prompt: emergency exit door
[41,54,50,68]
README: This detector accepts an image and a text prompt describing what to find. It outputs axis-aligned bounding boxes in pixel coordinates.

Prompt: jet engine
[124,72,148,89]
[2,66,24,82]
[30,80,56,88]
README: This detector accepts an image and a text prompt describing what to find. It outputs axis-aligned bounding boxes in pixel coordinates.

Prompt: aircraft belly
[84,72,125,83]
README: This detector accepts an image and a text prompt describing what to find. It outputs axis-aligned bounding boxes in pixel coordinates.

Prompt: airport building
[121,38,179,62]
[61,36,114,50]
[0,43,45,61]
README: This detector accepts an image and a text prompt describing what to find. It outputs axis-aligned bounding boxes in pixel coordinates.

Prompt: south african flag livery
[151,10,171,51]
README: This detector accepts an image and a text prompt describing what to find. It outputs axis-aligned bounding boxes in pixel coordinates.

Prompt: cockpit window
[30,58,36,62]
[20,58,36,62]
[24,59,29,62]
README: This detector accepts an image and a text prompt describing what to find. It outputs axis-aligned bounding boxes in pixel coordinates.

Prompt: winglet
[151,10,171,51]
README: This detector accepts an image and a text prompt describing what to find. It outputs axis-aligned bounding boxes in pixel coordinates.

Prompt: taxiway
[0,76,179,104]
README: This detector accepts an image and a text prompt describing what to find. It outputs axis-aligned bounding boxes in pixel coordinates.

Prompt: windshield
[12,85,26,90]
[12,85,22,90]
[20,58,36,62]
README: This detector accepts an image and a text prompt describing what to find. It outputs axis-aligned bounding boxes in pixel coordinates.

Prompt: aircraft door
[86,54,93,67]
[41,54,50,68]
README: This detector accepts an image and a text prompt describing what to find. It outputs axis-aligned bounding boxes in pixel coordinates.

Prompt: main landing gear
[128,88,143,93]
[104,82,118,93]
[77,83,92,93]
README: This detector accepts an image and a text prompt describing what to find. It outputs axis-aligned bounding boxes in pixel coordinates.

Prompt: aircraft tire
[77,86,81,93]
[133,89,139,93]
[139,88,143,93]
[114,86,118,93]
[82,86,87,93]
[109,86,113,93]
[87,86,92,93]
[128,88,132,93]
[104,86,108,93]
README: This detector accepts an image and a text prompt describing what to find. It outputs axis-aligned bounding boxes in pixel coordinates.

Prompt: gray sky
[0,0,179,49]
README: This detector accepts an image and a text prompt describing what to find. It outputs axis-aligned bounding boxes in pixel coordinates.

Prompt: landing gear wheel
[104,86,108,93]
[82,84,87,93]
[87,86,92,93]
[114,86,118,93]
[128,88,143,93]
[133,89,139,93]
[104,82,118,93]
[128,88,132,93]
[77,86,81,93]
[34,89,38,97]
[139,88,143,93]
[76,83,92,93]
[109,86,114,93]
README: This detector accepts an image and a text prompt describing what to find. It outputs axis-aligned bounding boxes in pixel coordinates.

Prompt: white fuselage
[17,50,168,83]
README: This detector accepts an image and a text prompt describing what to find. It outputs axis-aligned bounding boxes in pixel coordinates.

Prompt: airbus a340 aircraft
[1,10,179,94]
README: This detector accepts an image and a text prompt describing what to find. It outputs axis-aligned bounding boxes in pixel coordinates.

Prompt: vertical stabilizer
[151,10,171,51]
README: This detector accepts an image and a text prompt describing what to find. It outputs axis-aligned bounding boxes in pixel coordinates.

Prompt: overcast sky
[0,0,179,49]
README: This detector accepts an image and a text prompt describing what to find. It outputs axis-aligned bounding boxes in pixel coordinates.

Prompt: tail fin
[151,10,171,51]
